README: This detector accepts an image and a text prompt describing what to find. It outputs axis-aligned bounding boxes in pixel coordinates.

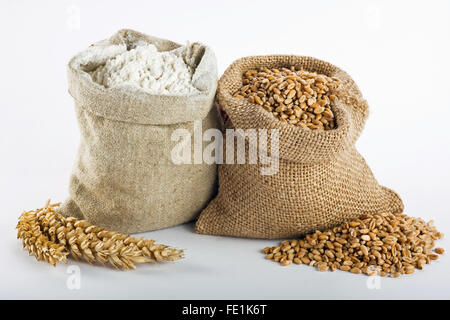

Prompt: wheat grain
[234,67,340,130]
[263,212,444,277]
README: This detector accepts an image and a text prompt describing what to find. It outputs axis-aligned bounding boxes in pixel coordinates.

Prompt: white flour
[90,43,199,95]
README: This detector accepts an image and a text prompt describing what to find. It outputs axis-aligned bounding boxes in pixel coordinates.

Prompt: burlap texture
[196,55,404,239]
[59,29,220,233]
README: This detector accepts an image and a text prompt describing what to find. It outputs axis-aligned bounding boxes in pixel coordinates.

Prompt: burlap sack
[195,55,404,239]
[59,29,219,233]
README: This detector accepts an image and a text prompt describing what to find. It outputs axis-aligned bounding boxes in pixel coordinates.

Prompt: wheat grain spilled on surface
[263,212,444,277]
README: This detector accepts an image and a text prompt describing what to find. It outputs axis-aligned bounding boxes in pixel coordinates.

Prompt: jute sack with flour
[195,55,404,239]
[59,29,220,233]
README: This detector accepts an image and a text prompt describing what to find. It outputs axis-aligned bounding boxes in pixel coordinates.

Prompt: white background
[1,0,449,299]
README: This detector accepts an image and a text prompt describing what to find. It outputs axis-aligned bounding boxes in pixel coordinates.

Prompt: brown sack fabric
[196,55,403,239]
[59,29,220,233]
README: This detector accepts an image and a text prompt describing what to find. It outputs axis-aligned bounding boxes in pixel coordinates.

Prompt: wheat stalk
[16,200,184,269]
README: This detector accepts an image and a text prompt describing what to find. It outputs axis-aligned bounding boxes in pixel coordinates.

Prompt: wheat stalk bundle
[17,200,184,269]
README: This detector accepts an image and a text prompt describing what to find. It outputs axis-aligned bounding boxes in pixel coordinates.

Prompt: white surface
[1,0,449,299]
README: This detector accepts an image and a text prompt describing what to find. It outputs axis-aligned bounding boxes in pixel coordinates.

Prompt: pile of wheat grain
[16,201,183,269]
[263,212,444,277]
[233,67,340,130]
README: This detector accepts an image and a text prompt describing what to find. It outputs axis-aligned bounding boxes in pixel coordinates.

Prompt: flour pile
[90,43,199,95]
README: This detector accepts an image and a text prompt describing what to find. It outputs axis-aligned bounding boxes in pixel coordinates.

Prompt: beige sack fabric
[59,29,219,234]
[196,55,404,239]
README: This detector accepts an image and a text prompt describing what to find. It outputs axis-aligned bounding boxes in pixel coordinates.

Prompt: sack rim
[217,55,365,163]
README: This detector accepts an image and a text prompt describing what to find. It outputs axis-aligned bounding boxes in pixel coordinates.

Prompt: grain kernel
[350,267,361,274]
[281,260,292,266]
[405,267,414,274]
[429,254,439,260]
[361,235,371,241]
[314,106,325,114]
[317,263,329,272]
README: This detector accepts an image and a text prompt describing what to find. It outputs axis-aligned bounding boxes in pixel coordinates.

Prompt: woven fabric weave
[196,55,403,239]
[59,29,220,233]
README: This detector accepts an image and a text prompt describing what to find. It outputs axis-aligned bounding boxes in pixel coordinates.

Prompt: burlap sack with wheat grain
[195,55,404,239]
[59,29,220,233]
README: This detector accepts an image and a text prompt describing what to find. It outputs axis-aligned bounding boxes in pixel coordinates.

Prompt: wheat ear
[17,201,184,269]
[16,205,68,266]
